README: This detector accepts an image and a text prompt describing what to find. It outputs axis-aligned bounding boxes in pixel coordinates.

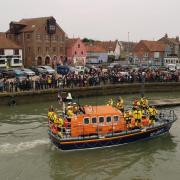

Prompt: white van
[166,64,176,71]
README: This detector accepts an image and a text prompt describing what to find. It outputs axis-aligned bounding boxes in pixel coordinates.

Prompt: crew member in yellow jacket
[148,106,158,124]
[124,110,132,129]
[140,97,149,110]
[133,108,143,127]
[116,97,124,112]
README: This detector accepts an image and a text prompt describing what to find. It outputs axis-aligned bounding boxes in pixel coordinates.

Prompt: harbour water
[0,92,180,180]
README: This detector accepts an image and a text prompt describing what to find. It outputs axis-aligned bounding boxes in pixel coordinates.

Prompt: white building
[164,56,180,67]
[0,33,22,68]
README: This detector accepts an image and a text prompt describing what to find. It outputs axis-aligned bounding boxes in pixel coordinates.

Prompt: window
[106,116,112,123]
[99,117,104,123]
[36,34,41,40]
[78,44,80,48]
[14,59,20,64]
[53,47,56,52]
[37,47,41,53]
[92,117,97,124]
[81,51,83,55]
[14,49,19,55]
[84,118,90,124]
[114,116,119,122]
[60,47,64,54]
[176,60,179,64]
[55,35,58,41]
[26,34,31,39]
[75,51,77,55]
[0,49,4,55]
[45,35,50,41]
[144,52,148,57]
[28,47,31,52]
[0,59,6,64]
[46,47,49,52]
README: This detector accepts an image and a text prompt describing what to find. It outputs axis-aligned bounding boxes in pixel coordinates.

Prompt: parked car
[21,68,35,76]
[14,69,25,78]
[108,62,121,69]
[75,66,89,73]
[57,65,70,75]
[29,67,47,75]
[2,69,16,78]
[0,69,3,79]
[39,66,55,74]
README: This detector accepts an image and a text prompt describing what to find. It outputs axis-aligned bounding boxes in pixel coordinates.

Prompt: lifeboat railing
[158,109,177,123]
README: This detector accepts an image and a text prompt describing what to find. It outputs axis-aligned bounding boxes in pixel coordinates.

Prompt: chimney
[165,33,168,38]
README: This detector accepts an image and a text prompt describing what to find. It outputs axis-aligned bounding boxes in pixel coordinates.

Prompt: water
[0,92,180,180]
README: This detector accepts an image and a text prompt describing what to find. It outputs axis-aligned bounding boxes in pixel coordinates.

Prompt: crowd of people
[0,66,180,93]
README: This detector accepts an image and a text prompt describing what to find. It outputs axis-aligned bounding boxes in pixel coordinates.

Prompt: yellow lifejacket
[133,110,142,119]
[67,110,74,117]
[58,117,64,126]
[107,99,114,106]
[48,111,53,119]
[148,107,157,116]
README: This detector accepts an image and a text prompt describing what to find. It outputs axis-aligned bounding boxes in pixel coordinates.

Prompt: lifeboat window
[92,117,97,124]
[106,116,112,123]
[84,118,90,124]
[114,116,119,122]
[99,117,104,123]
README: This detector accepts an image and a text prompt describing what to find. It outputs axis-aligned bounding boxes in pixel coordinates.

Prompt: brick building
[158,33,180,57]
[6,16,66,67]
[0,33,22,68]
[133,40,169,66]
[66,38,87,65]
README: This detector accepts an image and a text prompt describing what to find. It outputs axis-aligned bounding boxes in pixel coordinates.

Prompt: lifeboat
[48,103,177,151]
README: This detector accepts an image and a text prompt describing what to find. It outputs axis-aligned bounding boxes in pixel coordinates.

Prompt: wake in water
[0,139,50,154]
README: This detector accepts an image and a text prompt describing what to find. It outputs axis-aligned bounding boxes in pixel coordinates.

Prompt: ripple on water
[0,139,50,154]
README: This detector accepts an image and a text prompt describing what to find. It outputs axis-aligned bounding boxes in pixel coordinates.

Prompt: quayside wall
[0,82,180,106]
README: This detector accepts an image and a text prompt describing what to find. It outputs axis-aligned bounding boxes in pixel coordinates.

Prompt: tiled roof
[94,41,117,51]
[7,16,59,33]
[158,34,180,45]
[0,32,21,49]
[66,38,79,48]
[86,44,106,53]
[120,41,137,52]
[141,40,166,52]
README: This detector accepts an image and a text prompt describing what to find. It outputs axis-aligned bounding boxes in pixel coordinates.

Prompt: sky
[0,0,180,42]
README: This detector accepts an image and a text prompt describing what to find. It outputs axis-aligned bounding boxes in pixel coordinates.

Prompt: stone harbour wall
[0,82,180,106]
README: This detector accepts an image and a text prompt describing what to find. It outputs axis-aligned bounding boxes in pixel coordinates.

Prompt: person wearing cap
[72,102,79,115]
[116,97,124,112]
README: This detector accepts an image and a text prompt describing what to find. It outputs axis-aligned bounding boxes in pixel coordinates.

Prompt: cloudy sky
[0,0,179,41]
